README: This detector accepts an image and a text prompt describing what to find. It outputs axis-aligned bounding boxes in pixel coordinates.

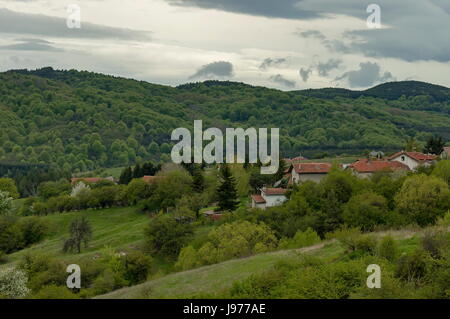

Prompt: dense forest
[0,67,449,175]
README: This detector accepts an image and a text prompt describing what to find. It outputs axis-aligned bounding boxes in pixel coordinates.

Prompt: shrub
[144,215,193,258]
[0,191,13,216]
[437,210,450,227]
[326,226,362,252]
[395,174,450,226]
[0,217,24,253]
[278,228,321,250]
[0,178,19,199]
[0,267,30,298]
[342,192,389,231]
[123,251,153,285]
[32,285,78,299]
[16,217,49,247]
[421,229,449,259]
[377,236,399,262]
[355,235,378,255]
[395,249,431,282]
[19,253,67,292]
[175,245,199,271]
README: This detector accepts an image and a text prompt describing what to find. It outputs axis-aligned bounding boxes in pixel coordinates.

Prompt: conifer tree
[119,166,133,184]
[216,164,239,212]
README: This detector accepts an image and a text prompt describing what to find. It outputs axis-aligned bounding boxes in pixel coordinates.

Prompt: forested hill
[295,81,450,102]
[0,67,449,173]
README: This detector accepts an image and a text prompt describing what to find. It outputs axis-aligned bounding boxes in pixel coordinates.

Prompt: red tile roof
[263,188,287,196]
[71,177,105,184]
[293,163,333,174]
[251,194,266,203]
[349,159,410,173]
[388,151,437,162]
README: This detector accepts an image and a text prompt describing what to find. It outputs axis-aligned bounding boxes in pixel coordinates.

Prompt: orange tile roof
[251,194,266,203]
[388,151,437,162]
[263,188,287,196]
[349,159,410,173]
[293,163,333,174]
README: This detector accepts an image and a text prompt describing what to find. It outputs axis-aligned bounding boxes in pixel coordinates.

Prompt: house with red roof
[289,162,334,184]
[251,187,287,210]
[347,159,410,178]
[388,151,437,171]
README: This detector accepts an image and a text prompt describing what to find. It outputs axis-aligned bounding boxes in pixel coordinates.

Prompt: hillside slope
[1,68,449,174]
[97,229,424,299]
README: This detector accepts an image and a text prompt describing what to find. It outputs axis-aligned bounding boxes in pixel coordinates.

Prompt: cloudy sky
[0,0,449,90]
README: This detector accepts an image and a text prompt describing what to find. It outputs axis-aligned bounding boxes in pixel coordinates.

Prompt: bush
[395,249,431,282]
[0,178,19,199]
[326,226,362,252]
[355,235,378,255]
[342,192,389,231]
[377,236,399,262]
[32,285,79,299]
[278,228,321,250]
[16,217,49,247]
[176,221,278,270]
[19,253,67,292]
[0,217,24,253]
[123,251,153,285]
[395,174,450,226]
[421,229,449,259]
[144,215,193,258]
[0,267,30,298]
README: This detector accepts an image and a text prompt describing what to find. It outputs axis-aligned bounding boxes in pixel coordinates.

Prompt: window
[401,156,405,161]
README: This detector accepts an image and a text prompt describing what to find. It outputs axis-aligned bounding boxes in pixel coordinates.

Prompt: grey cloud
[335,62,395,88]
[0,38,63,52]
[269,74,296,88]
[299,68,312,82]
[296,29,326,40]
[0,42,63,52]
[317,59,341,76]
[0,8,152,41]
[259,58,287,70]
[167,0,450,62]
[166,0,321,19]
[189,61,233,79]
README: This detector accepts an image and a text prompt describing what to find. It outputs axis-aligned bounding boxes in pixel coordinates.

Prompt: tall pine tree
[216,164,239,212]
[119,166,133,184]
[423,135,445,155]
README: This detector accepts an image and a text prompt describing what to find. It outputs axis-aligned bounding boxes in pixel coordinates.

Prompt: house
[440,147,450,159]
[289,163,333,184]
[251,187,287,210]
[388,151,437,171]
[70,177,114,185]
[347,159,410,178]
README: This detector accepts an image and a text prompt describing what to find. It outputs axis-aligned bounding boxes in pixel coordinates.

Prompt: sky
[0,0,449,90]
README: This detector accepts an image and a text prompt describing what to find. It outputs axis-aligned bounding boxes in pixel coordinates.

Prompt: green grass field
[0,206,150,268]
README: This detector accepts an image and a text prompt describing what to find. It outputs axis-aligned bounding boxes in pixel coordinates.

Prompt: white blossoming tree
[0,190,13,216]
[70,181,90,197]
[0,267,30,298]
